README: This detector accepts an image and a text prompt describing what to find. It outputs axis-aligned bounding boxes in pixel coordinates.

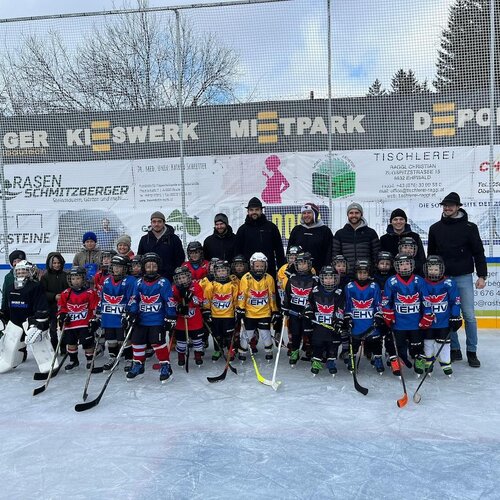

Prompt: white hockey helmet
[249,252,268,277]
[14,260,36,289]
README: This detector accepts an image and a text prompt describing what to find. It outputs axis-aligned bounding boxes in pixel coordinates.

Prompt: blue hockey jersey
[128,277,176,326]
[383,274,432,331]
[344,280,382,336]
[98,275,136,329]
[424,278,461,329]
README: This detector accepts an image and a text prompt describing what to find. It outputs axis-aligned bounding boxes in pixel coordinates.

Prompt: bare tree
[0,0,239,114]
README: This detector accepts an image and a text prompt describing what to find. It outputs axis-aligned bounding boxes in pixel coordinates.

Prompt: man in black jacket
[332,202,380,277]
[287,202,333,273]
[234,197,286,278]
[428,192,487,368]
[137,211,185,282]
[203,213,236,262]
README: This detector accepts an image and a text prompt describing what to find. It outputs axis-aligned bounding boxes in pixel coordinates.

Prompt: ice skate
[326,358,337,376]
[126,361,144,380]
[195,351,203,366]
[289,349,299,367]
[373,355,384,374]
[65,360,79,372]
[177,352,186,367]
[440,361,453,377]
[211,350,222,362]
[311,358,323,376]
[159,362,173,383]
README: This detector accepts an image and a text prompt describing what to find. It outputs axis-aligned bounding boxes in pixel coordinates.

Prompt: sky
[0,0,455,99]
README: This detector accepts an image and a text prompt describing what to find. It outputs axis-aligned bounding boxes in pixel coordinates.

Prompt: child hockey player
[129,255,142,278]
[236,252,279,362]
[422,255,462,376]
[277,245,302,303]
[183,241,209,283]
[171,266,205,367]
[382,253,434,375]
[94,250,117,294]
[304,266,344,376]
[283,252,317,365]
[332,255,350,289]
[230,255,248,284]
[202,260,238,361]
[94,255,135,371]
[398,236,423,275]
[344,260,384,374]
[57,266,99,371]
[125,253,176,382]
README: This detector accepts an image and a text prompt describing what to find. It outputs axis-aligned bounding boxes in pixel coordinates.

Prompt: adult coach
[428,192,487,368]
[287,202,333,273]
[332,202,380,276]
[234,197,286,278]
[203,213,236,262]
[137,211,185,281]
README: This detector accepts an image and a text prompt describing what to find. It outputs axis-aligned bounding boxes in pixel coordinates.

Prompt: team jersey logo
[351,297,374,319]
[139,293,162,313]
[102,293,125,315]
[290,285,312,307]
[352,298,373,309]
[317,303,335,314]
[213,292,232,310]
[67,303,89,321]
[395,292,420,314]
[249,289,268,307]
[103,293,124,305]
[426,292,448,314]
[315,303,335,324]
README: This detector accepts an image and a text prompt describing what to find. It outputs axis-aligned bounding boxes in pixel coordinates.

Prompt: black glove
[303,309,315,322]
[449,316,462,332]
[176,303,189,316]
[181,288,193,303]
[281,308,289,317]
[342,315,353,333]
[271,311,282,326]
[333,319,344,335]
[202,310,212,325]
[236,308,245,322]
[89,317,101,335]
[57,313,70,329]
[164,317,176,332]
[122,312,138,330]
[374,311,385,329]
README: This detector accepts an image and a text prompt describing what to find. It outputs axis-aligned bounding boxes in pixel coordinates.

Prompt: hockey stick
[249,347,274,387]
[33,325,66,396]
[269,320,285,391]
[413,328,453,404]
[207,331,238,383]
[183,298,190,373]
[390,328,408,408]
[82,333,104,401]
[203,321,237,375]
[348,339,368,396]
[33,353,68,380]
[74,325,134,412]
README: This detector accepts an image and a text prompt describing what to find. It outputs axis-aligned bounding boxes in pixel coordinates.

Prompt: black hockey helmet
[423,255,445,282]
[295,251,313,274]
[332,254,348,273]
[110,255,130,278]
[141,252,162,279]
[377,251,393,263]
[355,259,371,272]
[214,260,231,283]
[394,253,414,277]
[231,254,248,277]
[398,237,417,257]
[187,241,203,263]
[286,245,303,264]
[319,265,339,291]
[67,266,86,288]
[173,265,192,288]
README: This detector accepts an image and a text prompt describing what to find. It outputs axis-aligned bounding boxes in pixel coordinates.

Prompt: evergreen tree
[390,69,425,94]
[367,78,387,97]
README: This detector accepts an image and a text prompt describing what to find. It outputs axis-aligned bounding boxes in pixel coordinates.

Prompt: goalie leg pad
[0,322,26,373]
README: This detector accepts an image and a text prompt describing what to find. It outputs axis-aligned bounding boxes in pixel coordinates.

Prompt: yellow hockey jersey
[237,272,278,318]
[203,280,239,319]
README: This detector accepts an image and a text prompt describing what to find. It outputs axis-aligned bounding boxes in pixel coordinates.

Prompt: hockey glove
[281,308,290,317]
[176,303,189,316]
[88,318,101,335]
[449,316,463,332]
[374,311,385,329]
[181,289,193,304]
[235,308,245,323]
[418,313,435,329]
[202,310,212,325]
[342,315,353,333]
[271,311,282,326]
[57,313,70,329]
[382,309,395,327]
[164,317,177,332]
[122,312,138,330]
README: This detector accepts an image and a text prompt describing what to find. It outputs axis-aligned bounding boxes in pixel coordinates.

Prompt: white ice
[1,331,500,500]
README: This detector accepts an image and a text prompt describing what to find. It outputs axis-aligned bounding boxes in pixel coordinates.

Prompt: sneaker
[194,351,203,366]
[211,351,222,362]
[238,347,248,361]
[414,356,425,375]
[103,355,117,371]
[289,349,300,366]
[65,360,79,372]
[450,349,463,362]
[177,352,186,366]
[466,351,480,368]
[390,356,401,376]
[326,358,337,375]
[440,361,453,376]
[126,361,144,380]
[264,345,273,361]
[311,358,323,375]
[373,355,384,374]
[159,362,173,383]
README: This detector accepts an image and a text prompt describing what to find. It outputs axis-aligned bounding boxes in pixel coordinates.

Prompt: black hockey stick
[390,328,408,408]
[348,339,368,396]
[74,325,133,412]
[33,325,66,396]
[204,321,237,375]
[413,328,453,404]
[183,299,190,373]
[207,330,238,383]
[82,334,104,401]
[33,353,68,380]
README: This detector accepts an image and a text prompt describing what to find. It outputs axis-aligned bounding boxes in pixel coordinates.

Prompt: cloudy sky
[0,0,454,99]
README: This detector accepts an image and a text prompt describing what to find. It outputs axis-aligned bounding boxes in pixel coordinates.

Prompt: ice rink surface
[1,331,499,500]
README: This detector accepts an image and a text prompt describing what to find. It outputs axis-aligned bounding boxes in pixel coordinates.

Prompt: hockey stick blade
[75,394,103,412]
[33,353,68,380]
[397,393,409,408]
[90,366,105,374]
[250,351,277,388]
[207,367,229,383]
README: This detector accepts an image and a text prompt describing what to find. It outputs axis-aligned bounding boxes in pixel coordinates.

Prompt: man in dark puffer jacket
[203,213,236,263]
[332,202,380,278]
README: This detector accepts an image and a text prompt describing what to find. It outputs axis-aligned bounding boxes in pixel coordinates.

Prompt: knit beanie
[116,234,132,249]
[214,213,229,225]
[246,197,263,209]
[82,231,97,243]
[390,208,408,222]
[301,203,320,223]
[150,211,166,221]
[347,202,363,215]
[9,249,26,266]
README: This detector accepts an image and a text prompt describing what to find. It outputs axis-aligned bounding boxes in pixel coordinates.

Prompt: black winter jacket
[40,252,68,313]
[427,209,487,278]
[234,214,286,277]
[203,225,236,262]
[380,224,426,275]
[137,225,185,281]
[332,220,380,276]
[287,221,333,273]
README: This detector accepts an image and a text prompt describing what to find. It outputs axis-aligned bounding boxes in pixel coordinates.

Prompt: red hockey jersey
[171,282,204,331]
[58,287,99,330]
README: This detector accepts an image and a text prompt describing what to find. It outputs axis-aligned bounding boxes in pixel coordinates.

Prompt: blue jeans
[449,273,478,353]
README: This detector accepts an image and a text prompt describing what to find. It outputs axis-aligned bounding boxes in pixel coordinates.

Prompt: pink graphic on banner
[261,155,290,204]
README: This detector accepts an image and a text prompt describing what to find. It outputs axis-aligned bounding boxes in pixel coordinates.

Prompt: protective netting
[0,0,499,265]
